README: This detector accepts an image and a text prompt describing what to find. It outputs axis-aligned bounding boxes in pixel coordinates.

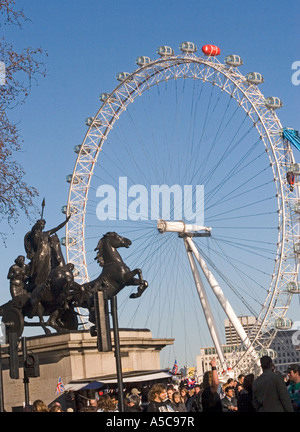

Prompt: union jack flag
[56,376,65,394]
[171,360,178,375]
[187,377,196,388]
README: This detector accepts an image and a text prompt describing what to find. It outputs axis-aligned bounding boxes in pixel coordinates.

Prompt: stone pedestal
[1,329,173,411]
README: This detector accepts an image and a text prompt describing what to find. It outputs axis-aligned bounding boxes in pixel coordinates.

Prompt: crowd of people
[28,357,300,413]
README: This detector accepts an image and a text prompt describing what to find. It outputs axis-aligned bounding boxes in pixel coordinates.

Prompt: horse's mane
[94,237,104,267]
[94,232,117,267]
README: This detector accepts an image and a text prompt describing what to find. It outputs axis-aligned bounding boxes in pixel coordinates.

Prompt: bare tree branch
[0,0,47,240]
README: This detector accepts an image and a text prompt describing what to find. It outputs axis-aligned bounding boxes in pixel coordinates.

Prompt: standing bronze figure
[24,215,70,288]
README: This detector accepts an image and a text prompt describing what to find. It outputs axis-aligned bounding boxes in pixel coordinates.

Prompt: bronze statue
[24,215,70,288]
[1,213,148,338]
[7,255,29,299]
[78,232,148,327]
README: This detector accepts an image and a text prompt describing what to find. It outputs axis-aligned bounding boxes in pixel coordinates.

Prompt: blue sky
[0,0,299,369]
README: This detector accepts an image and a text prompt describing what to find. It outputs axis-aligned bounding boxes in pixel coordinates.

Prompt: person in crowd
[221,386,238,412]
[187,388,196,411]
[110,393,119,411]
[286,364,300,412]
[32,399,49,412]
[201,358,222,412]
[87,398,98,412]
[226,378,235,387]
[179,386,189,404]
[237,373,245,387]
[252,355,294,412]
[237,373,255,412]
[166,384,175,405]
[171,391,187,412]
[235,382,243,399]
[97,394,118,412]
[191,384,202,412]
[125,394,143,412]
[179,386,194,411]
[49,404,63,412]
[146,383,172,412]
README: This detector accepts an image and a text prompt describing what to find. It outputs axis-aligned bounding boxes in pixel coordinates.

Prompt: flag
[188,367,195,378]
[171,359,178,375]
[187,377,196,388]
[55,376,65,394]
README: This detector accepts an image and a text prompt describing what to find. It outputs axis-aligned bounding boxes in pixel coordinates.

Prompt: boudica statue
[0,201,148,337]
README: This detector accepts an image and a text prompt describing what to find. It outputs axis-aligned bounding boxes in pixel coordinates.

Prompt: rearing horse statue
[81,232,148,301]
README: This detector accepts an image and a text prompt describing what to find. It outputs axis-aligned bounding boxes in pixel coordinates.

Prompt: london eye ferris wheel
[63,41,300,373]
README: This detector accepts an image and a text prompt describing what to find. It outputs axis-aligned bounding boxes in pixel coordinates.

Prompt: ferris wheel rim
[65,46,299,368]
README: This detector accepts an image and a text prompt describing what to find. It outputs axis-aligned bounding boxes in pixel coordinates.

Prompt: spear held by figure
[41,198,46,220]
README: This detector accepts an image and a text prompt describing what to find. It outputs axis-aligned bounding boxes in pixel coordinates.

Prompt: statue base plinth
[1,329,174,411]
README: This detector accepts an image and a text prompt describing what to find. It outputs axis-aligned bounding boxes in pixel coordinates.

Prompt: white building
[196,343,253,380]
[224,316,256,345]
[196,317,300,380]
[270,329,300,374]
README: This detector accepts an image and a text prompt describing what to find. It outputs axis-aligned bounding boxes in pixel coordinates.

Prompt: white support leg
[184,238,228,372]
[185,236,259,364]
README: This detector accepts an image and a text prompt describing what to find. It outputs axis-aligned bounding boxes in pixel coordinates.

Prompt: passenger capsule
[274,318,293,330]
[74,145,91,155]
[245,72,264,84]
[60,237,77,247]
[294,243,300,254]
[66,174,83,184]
[224,54,243,67]
[61,205,78,215]
[116,72,132,82]
[99,93,110,102]
[136,56,151,66]
[258,348,277,359]
[157,46,174,57]
[287,282,300,294]
[294,202,300,213]
[179,42,197,53]
[264,97,283,109]
[85,117,102,127]
[202,45,220,56]
[289,163,300,174]
[99,92,117,103]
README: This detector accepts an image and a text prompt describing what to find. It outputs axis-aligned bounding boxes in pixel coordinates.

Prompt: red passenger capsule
[202,45,220,56]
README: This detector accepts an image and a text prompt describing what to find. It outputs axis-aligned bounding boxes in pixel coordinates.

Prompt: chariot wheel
[2,304,25,338]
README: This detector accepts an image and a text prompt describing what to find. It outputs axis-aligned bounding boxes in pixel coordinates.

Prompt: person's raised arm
[210,357,219,393]
[46,215,71,236]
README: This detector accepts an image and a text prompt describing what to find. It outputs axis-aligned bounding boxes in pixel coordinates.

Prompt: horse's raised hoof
[129,293,140,299]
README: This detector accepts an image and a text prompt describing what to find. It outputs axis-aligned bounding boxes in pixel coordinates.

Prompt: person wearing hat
[287,364,300,412]
[125,394,143,412]
[252,355,293,412]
